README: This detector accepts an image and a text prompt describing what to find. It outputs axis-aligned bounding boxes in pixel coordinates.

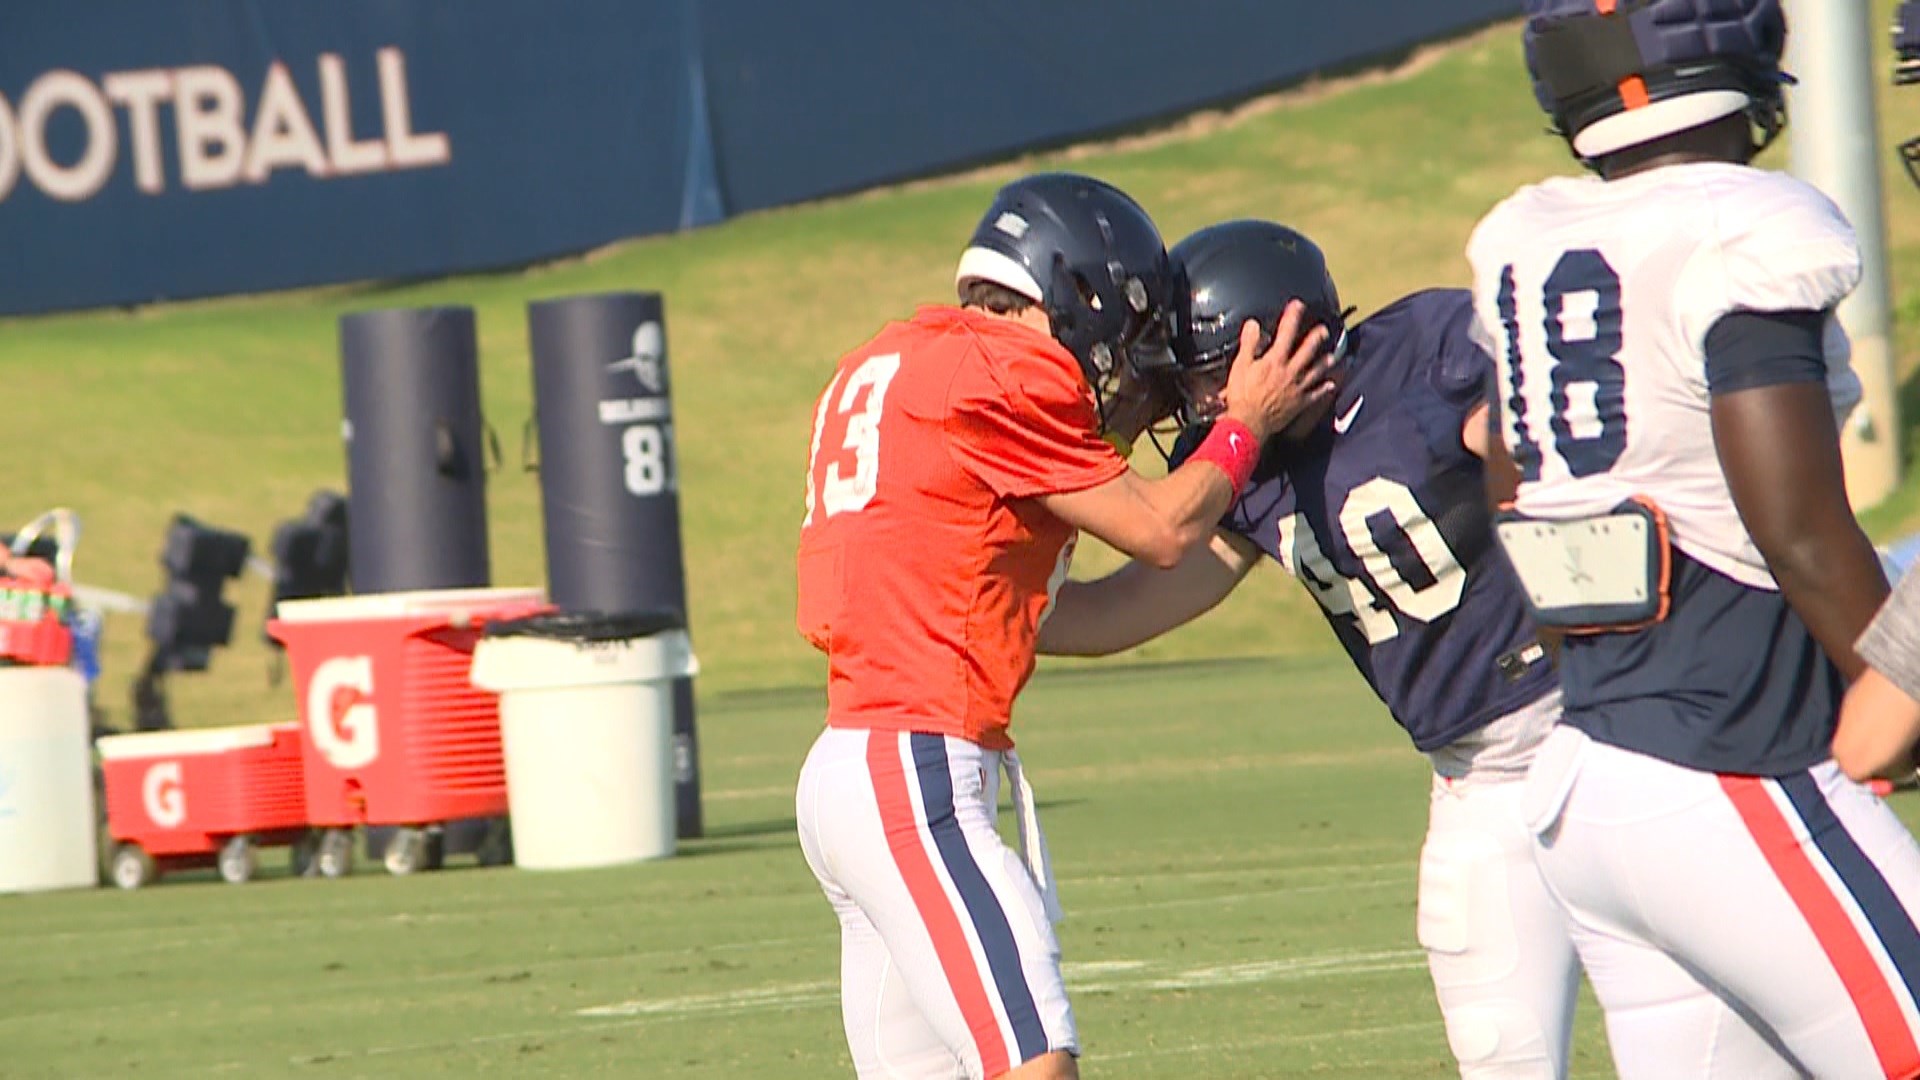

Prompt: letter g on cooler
[142,761,186,828]
[308,655,380,769]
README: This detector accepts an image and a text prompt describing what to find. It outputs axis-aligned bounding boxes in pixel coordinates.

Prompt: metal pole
[1786,0,1902,509]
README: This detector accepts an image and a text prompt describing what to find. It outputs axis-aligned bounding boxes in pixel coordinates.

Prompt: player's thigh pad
[1420,775,1578,1078]
[801,727,1076,1078]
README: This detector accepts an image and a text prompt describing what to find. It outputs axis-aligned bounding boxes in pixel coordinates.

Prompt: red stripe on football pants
[1722,775,1920,1078]
[867,732,1011,1076]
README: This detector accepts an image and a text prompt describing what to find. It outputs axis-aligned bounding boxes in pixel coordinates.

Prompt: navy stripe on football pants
[1780,771,1920,1010]
[910,733,1050,1063]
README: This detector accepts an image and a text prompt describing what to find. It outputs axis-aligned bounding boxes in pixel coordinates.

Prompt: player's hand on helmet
[1221,301,1339,442]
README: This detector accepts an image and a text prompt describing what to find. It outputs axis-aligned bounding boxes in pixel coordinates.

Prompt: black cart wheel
[476,819,514,868]
[288,831,321,878]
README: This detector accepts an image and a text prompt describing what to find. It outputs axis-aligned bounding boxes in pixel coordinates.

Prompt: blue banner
[698,0,1518,213]
[0,1,1513,316]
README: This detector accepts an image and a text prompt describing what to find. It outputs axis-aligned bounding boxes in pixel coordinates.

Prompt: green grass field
[0,659,1603,1079]
[9,9,1920,1079]
[12,659,1920,1078]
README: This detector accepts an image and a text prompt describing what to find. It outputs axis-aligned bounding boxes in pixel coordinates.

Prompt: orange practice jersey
[796,305,1128,750]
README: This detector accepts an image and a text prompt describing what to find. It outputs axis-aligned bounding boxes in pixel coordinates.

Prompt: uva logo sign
[308,655,380,770]
[0,47,450,204]
[142,761,186,828]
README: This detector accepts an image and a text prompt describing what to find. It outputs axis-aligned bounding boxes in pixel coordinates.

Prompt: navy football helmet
[955,173,1178,416]
[1524,0,1790,168]
[1166,220,1347,426]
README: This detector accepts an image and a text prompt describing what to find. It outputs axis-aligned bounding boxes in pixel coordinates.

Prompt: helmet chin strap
[1143,424,1182,467]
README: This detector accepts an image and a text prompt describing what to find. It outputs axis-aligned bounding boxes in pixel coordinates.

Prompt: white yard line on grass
[572,947,1426,1020]
[5,867,1420,1026]
[576,979,840,1018]
[704,784,793,802]
[1100,1019,1442,1062]
[1057,853,1412,887]
[280,944,1430,1066]
[1074,872,1413,916]
[1084,949,1426,993]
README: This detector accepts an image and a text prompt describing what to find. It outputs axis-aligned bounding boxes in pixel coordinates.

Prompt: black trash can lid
[484,608,685,642]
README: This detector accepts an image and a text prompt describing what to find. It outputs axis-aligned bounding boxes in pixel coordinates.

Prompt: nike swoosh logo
[1228,433,1247,454]
[1333,396,1364,434]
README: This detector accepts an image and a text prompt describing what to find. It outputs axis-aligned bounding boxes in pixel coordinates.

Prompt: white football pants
[1527,725,1920,1079]
[796,727,1076,1079]
[1421,690,1582,1079]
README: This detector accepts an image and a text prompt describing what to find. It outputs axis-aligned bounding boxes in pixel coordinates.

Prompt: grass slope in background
[3,13,1919,732]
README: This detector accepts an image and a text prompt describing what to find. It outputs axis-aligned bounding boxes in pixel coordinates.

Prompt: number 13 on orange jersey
[804,353,902,527]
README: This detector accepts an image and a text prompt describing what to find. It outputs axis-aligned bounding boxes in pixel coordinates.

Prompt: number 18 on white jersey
[1468,162,1862,593]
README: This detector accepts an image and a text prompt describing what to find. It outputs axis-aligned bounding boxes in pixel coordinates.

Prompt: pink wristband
[1186,417,1259,500]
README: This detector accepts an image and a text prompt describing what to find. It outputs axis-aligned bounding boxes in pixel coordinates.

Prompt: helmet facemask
[1048,259,1179,435]
[1170,318,1350,431]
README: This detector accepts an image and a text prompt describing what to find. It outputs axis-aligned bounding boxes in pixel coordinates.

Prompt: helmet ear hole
[1071,272,1101,311]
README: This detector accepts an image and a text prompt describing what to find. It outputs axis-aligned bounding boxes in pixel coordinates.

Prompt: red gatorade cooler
[98,722,308,888]
[266,588,549,877]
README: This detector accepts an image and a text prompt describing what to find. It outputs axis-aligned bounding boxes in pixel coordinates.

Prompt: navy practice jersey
[1206,289,1556,752]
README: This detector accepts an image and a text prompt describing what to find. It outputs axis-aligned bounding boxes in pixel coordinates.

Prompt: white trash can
[0,667,99,893]
[470,613,697,870]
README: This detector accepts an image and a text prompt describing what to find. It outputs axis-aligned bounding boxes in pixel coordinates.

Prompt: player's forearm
[1142,462,1240,562]
[1037,461,1239,571]
[1764,529,1888,682]
[1038,578,1166,656]
[1834,669,1920,781]
[1038,538,1250,656]
[1082,465,1236,570]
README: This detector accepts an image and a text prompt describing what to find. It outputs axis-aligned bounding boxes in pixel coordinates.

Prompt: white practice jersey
[1467,163,1862,591]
